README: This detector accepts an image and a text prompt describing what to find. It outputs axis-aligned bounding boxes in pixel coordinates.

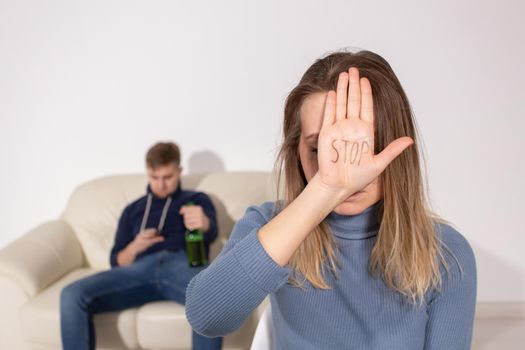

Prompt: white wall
[1,0,523,302]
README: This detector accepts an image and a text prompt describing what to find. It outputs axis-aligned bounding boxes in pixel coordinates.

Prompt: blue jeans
[60,250,222,350]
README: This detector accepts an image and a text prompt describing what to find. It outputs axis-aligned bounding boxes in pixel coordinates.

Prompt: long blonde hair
[275,50,445,303]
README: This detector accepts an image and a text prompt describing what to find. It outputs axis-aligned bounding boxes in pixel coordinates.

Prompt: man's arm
[115,240,138,267]
[110,207,134,268]
[116,228,164,267]
[110,208,164,268]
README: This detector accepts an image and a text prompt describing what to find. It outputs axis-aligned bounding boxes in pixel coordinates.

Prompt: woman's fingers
[373,137,414,172]
[335,72,349,120]
[322,90,336,128]
[347,67,361,119]
[360,77,374,124]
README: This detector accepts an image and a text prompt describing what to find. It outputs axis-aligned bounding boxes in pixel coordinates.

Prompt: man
[60,141,223,350]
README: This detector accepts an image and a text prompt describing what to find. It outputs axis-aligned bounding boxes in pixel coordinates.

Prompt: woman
[186,50,476,349]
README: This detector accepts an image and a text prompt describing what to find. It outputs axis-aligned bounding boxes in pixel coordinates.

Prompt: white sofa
[0,172,274,350]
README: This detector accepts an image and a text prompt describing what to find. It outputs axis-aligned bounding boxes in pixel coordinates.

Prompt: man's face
[147,163,181,198]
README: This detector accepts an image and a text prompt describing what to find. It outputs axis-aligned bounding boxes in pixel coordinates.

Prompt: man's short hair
[146,142,181,169]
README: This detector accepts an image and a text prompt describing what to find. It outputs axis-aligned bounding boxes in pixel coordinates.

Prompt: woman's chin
[333,201,368,216]
[333,192,381,216]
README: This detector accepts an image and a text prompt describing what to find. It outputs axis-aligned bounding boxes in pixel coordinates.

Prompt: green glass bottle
[184,202,207,267]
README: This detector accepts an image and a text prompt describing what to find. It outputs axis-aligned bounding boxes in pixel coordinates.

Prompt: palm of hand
[317,68,413,196]
[319,118,376,192]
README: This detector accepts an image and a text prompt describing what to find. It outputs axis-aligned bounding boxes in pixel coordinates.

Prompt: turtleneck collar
[326,200,383,240]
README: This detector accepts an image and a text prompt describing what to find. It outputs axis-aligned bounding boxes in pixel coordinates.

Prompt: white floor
[472,318,525,349]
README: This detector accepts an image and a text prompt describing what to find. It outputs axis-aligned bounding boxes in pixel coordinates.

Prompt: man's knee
[60,280,88,311]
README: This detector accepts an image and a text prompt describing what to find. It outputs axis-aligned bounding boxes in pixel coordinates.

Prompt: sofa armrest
[0,220,83,297]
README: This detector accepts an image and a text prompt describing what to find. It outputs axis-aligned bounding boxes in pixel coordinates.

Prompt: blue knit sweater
[186,201,476,349]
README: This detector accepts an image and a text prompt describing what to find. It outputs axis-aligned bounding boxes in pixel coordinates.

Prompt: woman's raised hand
[317,68,413,199]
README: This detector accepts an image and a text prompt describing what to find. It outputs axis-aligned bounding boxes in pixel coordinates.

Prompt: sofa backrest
[60,172,274,269]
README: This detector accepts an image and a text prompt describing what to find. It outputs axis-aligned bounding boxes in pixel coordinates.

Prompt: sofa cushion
[136,301,257,350]
[60,174,148,269]
[136,301,190,349]
[21,267,258,350]
[20,268,139,349]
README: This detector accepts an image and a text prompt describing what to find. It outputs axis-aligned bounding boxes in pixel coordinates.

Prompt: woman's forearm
[258,174,348,267]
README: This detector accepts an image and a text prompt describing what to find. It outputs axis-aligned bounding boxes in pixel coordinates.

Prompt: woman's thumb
[374,137,414,172]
